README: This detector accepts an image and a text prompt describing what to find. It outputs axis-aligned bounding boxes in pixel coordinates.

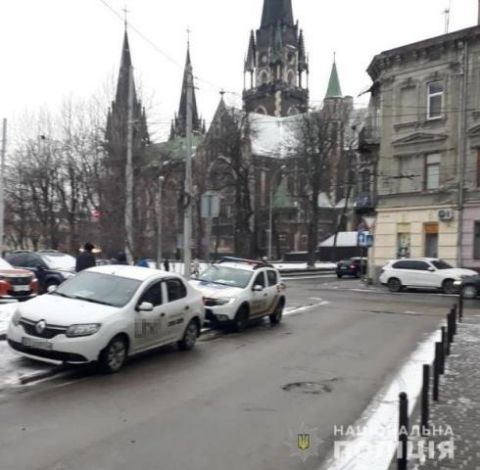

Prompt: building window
[424,223,439,258]
[425,153,441,190]
[397,232,411,258]
[427,82,443,120]
[260,71,268,85]
[474,222,480,259]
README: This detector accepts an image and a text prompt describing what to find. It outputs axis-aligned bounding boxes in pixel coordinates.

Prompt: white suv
[190,257,286,332]
[379,258,477,294]
[7,266,205,373]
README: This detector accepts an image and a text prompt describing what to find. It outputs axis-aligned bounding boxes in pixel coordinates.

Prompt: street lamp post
[156,175,165,269]
[268,165,286,260]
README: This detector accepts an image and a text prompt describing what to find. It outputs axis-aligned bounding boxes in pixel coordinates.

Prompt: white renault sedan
[7,266,205,373]
[379,258,477,294]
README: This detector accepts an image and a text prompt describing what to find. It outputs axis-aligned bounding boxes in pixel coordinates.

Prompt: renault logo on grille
[35,320,47,334]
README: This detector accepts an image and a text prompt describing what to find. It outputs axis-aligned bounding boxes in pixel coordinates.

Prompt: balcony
[359,125,381,147]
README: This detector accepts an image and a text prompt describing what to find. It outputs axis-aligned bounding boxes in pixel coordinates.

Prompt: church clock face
[261,53,268,64]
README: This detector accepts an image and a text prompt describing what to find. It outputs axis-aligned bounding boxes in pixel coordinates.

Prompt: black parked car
[6,250,76,293]
[336,257,368,278]
[456,275,480,299]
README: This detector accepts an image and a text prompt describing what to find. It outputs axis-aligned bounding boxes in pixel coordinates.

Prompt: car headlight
[62,271,76,279]
[214,297,234,306]
[66,323,101,337]
[12,310,21,326]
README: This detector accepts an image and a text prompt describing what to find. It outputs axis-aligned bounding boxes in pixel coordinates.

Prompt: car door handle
[160,313,165,317]
[263,294,268,297]
[185,305,190,310]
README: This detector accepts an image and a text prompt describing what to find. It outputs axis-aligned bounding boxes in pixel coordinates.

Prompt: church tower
[103,29,149,256]
[170,45,205,140]
[243,0,309,116]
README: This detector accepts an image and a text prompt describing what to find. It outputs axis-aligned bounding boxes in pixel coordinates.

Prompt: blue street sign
[358,231,373,248]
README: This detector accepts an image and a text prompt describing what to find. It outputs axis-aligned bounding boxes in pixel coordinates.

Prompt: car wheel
[462,284,478,299]
[177,320,199,351]
[99,335,128,374]
[387,278,402,293]
[44,280,60,293]
[269,299,284,325]
[442,279,456,295]
[337,273,342,279]
[232,306,249,333]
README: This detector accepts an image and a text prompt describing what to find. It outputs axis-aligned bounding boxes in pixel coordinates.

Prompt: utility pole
[183,45,194,279]
[0,119,6,254]
[125,66,135,264]
[156,175,165,269]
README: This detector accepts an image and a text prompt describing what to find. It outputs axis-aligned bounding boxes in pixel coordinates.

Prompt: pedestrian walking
[163,258,170,272]
[76,242,96,272]
[116,251,128,265]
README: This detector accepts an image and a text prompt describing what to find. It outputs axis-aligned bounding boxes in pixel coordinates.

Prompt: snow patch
[0,301,18,336]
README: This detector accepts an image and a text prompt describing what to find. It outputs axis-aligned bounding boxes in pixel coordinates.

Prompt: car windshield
[0,258,13,270]
[53,271,141,308]
[432,260,453,270]
[41,253,76,271]
[196,265,253,288]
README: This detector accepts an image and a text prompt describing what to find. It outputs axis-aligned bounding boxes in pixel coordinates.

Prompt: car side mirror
[137,301,154,312]
[253,285,264,292]
[428,267,435,272]
[47,285,57,293]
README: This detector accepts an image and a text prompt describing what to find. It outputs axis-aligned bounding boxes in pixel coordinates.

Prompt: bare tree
[291,111,341,267]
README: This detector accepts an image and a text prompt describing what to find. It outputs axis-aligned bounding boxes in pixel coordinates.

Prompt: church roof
[261,0,294,28]
[325,60,343,99]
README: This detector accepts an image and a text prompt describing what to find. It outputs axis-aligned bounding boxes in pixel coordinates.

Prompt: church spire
[325,54,343,99]
[261,0,294,28]
[170,43,204,140]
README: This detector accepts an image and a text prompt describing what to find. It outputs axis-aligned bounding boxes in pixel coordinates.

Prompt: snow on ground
[0,301,18,336]
[0,341,56,390]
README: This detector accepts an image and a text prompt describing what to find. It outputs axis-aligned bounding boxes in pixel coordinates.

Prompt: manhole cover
[282,379,339,395]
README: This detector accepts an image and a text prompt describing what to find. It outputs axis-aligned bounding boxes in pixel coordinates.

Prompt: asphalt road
[0,278,460,470]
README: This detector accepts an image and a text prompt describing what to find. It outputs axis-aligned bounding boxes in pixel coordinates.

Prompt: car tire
[337,273,342,279]
[177,320,199,351]
[44,279,60,293]
[442,279,456,295]
[269,299,284,325]
[232,306,249,333]
[99,335,128,374]
[388,278,402,293]
[462,284,478,299]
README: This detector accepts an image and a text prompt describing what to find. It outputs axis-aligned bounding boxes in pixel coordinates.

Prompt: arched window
[260,71,269,85]
[287,71,296,87]
[287,106,299,116]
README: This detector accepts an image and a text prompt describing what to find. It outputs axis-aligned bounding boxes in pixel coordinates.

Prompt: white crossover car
[7,265,205,373]
[379,258,477,294]
[190,257,286,332]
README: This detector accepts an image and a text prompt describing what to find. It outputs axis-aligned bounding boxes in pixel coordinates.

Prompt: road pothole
[282,378,341,395]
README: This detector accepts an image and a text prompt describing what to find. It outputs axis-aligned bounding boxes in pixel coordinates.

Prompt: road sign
[358,231,373,248]
[201,192,220,218]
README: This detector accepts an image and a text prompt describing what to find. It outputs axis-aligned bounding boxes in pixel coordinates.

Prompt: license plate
[22,337,52,350]
[13,285,30,292]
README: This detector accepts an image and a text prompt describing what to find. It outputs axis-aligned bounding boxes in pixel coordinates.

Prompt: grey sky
[0,0,478,141]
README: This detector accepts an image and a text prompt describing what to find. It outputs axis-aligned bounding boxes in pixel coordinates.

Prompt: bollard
[452,307,457,336]
[433,347,440,402]
[442,326,449,357]
[458,291,464,323]
[421,364,430,435]
[447,312,454,344]
[398,392,409,470]
[436,341,444,375]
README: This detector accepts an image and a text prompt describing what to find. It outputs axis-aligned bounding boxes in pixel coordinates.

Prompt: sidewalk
[408,314,480,469]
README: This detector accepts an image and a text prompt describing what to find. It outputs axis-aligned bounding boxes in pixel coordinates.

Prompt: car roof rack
[215,256,274,269]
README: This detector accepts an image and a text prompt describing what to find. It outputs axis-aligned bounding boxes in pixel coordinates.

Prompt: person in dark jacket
[163,258,170,272]
[116,251,128,265]
[76,242,96,272]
